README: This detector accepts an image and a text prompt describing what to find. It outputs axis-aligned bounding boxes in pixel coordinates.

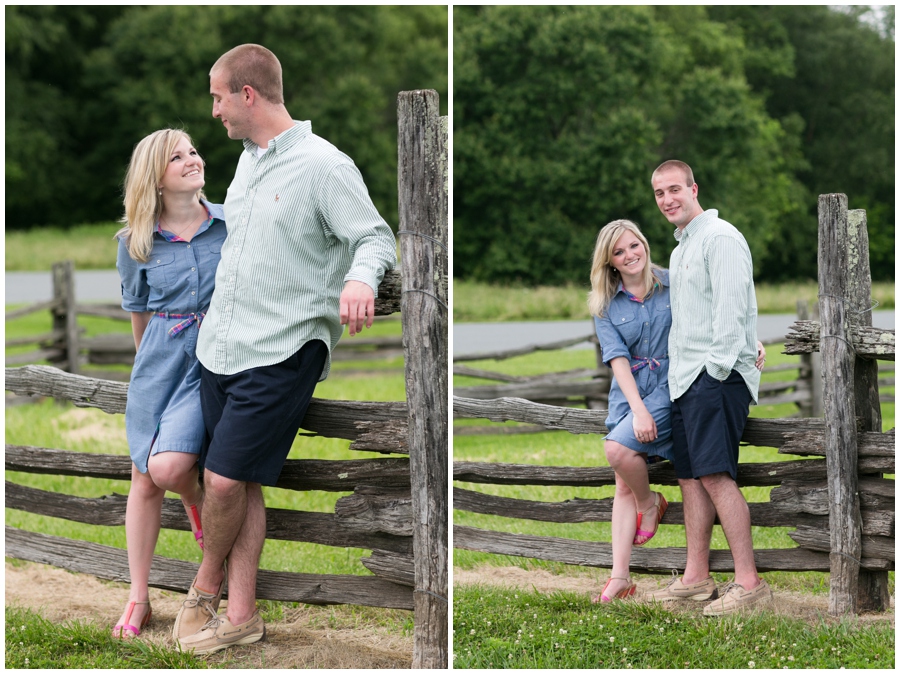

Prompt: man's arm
[706,235,754,379]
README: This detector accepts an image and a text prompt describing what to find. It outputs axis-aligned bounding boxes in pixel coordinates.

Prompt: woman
[587,220,764,603]
[112,129,226,638]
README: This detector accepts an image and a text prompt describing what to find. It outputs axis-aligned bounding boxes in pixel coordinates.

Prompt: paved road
[454,312,895,358]
[5,271,893,356]
[6,270,123,304]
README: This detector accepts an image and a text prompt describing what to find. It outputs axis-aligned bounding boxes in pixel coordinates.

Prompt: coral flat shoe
[591,576,636,603]
[634,491,668,546]
[112,600,152,638]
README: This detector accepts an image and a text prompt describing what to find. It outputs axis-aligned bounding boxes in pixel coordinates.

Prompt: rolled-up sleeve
[706,235,752,380]
[594,313,630,366]
[116,238,149,312]
[319,163,397,296]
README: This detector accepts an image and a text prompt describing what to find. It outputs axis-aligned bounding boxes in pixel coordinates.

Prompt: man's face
[652,167,701,229]
[210,70,249,140]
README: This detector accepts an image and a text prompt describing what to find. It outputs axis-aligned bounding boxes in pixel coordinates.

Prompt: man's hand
[340,280,375,336]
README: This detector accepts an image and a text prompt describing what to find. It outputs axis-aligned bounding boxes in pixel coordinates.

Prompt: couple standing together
[112,44,396,653]
[589,160,772,616]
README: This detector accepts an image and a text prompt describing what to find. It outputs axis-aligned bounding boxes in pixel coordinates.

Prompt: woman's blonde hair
[116,129,205,262]
[587,219,663,318]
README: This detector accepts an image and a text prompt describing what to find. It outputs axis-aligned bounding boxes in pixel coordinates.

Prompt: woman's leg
[604,471,637,598]
[605,440,658,544]
[115,464,164,633]
[147,451,203,545]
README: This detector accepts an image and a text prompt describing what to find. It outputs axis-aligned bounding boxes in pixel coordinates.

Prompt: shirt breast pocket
[654,298,673,328]
[145,253,177,289]
[608,306,640,344]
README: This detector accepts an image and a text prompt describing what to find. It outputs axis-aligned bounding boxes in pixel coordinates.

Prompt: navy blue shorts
[199,340,328,486]
[671,369,751,481]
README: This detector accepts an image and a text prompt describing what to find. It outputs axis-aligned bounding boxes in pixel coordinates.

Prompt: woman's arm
[609,356,657,443]
[131,312,153,351]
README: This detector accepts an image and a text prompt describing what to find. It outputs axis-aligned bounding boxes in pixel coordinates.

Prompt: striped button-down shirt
[667,209,760,403]
[197,121,396,378]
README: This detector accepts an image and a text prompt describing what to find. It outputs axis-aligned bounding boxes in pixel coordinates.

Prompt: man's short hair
[652,160,694,187]
[211,44,284,105]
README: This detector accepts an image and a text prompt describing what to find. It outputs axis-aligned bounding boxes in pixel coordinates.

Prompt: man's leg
[223,481,266,624]
[194,469,246,596]
[678,477,716,585]
[699,472,759,589]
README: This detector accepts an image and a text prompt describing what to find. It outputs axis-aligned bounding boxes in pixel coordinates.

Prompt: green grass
[5,605,206,669]
[6,222,122,271]
[452,586,894,669]
[453,278,896,321]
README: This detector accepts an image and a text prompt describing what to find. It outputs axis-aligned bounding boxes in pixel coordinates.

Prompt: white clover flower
[610,636,615,643]
[469,629,475,635]
[622,648,628,653]
[559,628,567,635]
[748,661,755,668]
[788,656,794,662]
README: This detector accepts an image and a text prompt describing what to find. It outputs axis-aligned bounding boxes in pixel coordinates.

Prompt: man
[173,44,397,653]
[646,160,771,616]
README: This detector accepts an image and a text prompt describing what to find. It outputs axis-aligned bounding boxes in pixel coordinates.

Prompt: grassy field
[6,222,122,271]
[454,278,896,320]
[453,585,893,669]
[452,346,895,667]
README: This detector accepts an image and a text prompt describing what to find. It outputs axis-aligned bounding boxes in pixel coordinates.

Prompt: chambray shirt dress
[593,269,674,462]
[116,200,226,473]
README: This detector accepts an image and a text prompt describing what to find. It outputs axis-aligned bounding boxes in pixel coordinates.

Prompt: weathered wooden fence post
[818,194,863,615]
[795,300,823,417]
[846,208,890,611]
[398,89,448,668]
[51,260,79,375]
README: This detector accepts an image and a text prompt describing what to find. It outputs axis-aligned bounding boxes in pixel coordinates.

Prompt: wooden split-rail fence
[453,196,894,616]
[6,268,403,383]
[6,90,448,667]
[454,302,893,421]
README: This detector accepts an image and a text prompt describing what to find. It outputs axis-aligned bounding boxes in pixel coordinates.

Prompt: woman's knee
[605,440,629,468]
[147,453,198,493]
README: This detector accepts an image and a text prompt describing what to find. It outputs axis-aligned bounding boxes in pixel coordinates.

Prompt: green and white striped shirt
[197,120,396,379]
[667,209,760,403]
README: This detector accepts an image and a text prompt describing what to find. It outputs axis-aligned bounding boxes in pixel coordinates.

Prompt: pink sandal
[112,600,152,638]
[188,503,203,550]
[591,576,636,603]
[634,491,668,546]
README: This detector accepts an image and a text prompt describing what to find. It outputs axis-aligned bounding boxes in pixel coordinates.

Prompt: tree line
[6,5,448,233]
[454,5,894,283]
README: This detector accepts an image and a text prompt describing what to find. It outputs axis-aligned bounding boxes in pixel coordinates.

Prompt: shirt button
[192,267,196,272]
[187,245,191,249]
[191,291,196,295]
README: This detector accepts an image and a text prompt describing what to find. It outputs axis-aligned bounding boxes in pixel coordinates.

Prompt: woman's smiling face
[610,230,646,280]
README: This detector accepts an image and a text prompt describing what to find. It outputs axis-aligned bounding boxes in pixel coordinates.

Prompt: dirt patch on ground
[6,561,412,668]
[454,564,895,626]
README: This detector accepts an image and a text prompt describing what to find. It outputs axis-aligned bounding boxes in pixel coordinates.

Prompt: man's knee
[698,471,736,497]
[204,469,246,499]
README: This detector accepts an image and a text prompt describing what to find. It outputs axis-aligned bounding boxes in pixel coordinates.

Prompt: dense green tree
[707,6,894,280]
[454,5,807,285]
[6,6,448,230]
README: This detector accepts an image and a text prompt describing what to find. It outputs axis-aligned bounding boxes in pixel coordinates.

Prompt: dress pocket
[146,252,176,289]
[608,305,640,344]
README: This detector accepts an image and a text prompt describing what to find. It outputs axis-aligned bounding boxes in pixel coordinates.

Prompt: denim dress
[593,269,674,461]
[116,200,226,472]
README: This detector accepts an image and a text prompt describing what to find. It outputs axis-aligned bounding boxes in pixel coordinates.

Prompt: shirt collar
[243,120,312,156]
[614,269,668,298]
[673,208,717,241]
